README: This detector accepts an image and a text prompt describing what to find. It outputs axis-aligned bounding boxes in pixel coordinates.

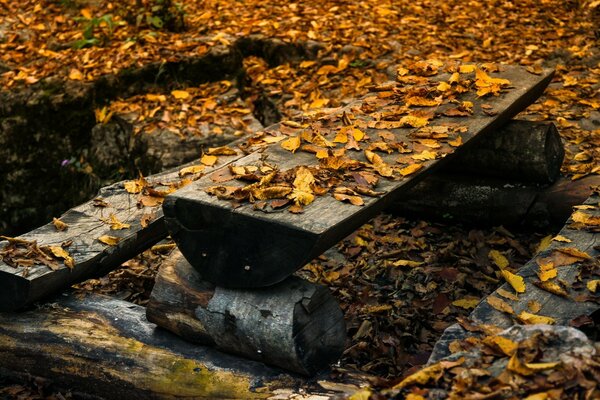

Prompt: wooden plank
[430,189,600,363]
[165,65,554,288]
[0,292,326,399]
[0,149,246,311]
[146,250,346,375]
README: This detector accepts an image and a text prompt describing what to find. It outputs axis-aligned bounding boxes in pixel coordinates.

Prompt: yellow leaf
[437,81,452,92]
[487,296,514,315]
[507,353,535,376]
[399,115,429,128]
[333,192,364,206]
[411,150,437,161]
[524,393,550,400]
[349,389,372,400]
[497,288,519,301]
[528,300,542,313]
[171,90,191,99]
[80,8,92,18]
[392,363,442,389]
[52,217,68,232]
[552,235,572,243]
[49,246,74,269]
[108,214,130,230]
[280,136,301,153]
[448,135,462,147]
[206,146,237,156]
[482,335,517,356]
[536,280,569,297]
[263,135,286,144]
[289,166,315,206]
[352,128,366,142]
[309,97,329,109]
[571,211,600,226]
[587,280,600,293]
[405,96,440,107]
[392,259,424,267]
[556,247,592,260]
[123,178,146,194]
[489,249,509,269]
[535,235,552,254]
[452,298,479,309]
[501,270,526,293]
[406,394,425,400]
[517,311,555,325]
[201,155,218,166]
[459,64,477,73]
[398,163,423,176]
[94,106,114,124]
[365,150,394,177]
[524,361,560,370]
[146,93,167,102]
[98,235,121,246]
[68,68,84,81]
[537,261,557,282]
[179,165,205,177]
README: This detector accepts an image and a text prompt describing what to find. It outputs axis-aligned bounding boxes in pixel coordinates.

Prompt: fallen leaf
[489,249,509,269]
[179,165,205,177]
[201,154,218,166]
[281,136,301,153]
[501,270,526,293]
[452,298,479,309]
[171,90,191,99]
[518,310,555,325]
[487,296,514,315]
[52,217,68,231]
[48,246,74,269]
[98,235,121,246]
[398,163,423,176]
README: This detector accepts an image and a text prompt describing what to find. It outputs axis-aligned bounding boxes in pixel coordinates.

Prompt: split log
[146,250,346,376]
[0,149,244,312]
[165,66,554,288]
[391,174,600,228]
[0,293,317,399]
[430,190,600,363]
[448,119,563,183]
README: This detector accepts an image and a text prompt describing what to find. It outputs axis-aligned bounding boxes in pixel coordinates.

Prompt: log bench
[165,65,554,288]
[5,62,595,397]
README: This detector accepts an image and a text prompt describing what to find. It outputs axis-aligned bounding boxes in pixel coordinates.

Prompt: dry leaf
[281,136,301,153]
[501,270,526,293]
[452,298,479,309]
[48,246,74,269]
[201,154,218,166]
[52,217,68,232]
[179,165,205,177]
[98,235,121,246]
[171,90,191,99]
[517,311,555,325]
[489,249,509,269]
[487,296,514,315]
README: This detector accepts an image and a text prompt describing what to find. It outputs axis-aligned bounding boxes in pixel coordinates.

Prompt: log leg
[147,250,347,376]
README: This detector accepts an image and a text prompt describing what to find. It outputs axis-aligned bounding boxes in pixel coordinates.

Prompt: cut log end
[163,196,322,288]
[147,251,346,375]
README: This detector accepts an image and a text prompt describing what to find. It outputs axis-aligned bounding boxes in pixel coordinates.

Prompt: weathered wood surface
[0,292,334,399]
[448,119,563,183]
[165,66,554,288]
[392,174,600,228]
[430,190,600,363]
[0,149,245,311]
[147,250,346,375]
[0,118,559,311]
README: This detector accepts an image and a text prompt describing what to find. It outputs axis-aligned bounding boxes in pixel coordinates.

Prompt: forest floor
[1,0,599,399]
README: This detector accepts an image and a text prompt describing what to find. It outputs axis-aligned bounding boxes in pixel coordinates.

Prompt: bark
[147,251,346,376]
[448,120,563,183]
[0,293,313,399]
[391,174,600,228]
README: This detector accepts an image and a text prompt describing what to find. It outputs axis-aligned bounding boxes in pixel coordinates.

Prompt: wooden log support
[392,175,600,228]
[0,293,314,399]
[448,120,564,183]
[430,189,600,363]
[0,150,244,311]
[146,250,346,375]
[164,66,554,288]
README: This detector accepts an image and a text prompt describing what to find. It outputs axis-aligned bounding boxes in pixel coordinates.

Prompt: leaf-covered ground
[1,0,599,398]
